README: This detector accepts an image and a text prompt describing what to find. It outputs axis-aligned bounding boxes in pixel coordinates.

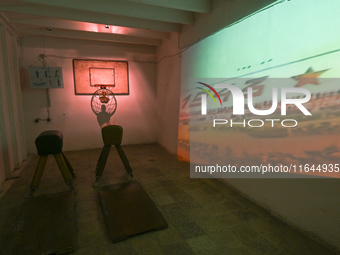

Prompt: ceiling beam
[0,4,181,32]
[19,28,162,46]
[19,0,194,24]
[0,12,20,38]
[11,18,170,39]
[124,0,212,13]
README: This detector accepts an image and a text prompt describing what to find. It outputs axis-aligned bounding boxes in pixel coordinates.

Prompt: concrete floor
[0,143,338,255]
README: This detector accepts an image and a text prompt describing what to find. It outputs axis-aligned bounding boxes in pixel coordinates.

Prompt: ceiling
[0,0,213,46]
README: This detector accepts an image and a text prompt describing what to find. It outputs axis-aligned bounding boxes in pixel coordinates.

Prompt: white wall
[156,33,181,154]
[20,36,157,154]
[0,24,26,191]
[226,178,340,249]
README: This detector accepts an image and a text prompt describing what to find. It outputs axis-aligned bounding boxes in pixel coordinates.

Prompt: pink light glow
[73,21,129,34]
[73,59,128,95]
[90,68,115,87]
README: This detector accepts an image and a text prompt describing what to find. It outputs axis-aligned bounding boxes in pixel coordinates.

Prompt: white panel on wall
[28,66,64,89]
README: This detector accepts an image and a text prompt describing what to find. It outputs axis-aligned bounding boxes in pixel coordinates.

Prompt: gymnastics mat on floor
[0,192,74,255]
[98,181,168,242]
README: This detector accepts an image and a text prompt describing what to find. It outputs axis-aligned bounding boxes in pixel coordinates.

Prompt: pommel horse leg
[61,151,76,178]
[54,153,76,194]
[29,155,48,197]
[93,123,134,187]
[93,145,111,188]
[115,145,135,180]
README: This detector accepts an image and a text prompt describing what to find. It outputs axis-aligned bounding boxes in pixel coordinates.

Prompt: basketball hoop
[91,85,117,116]
[99,89,110,103]
[89,67,118,117]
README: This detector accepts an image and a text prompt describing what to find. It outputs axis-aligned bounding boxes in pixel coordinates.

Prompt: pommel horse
[93,122,135,187]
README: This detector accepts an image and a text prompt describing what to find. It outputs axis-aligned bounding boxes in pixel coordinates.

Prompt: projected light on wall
[73,59,129,95]
[179,0,340,178]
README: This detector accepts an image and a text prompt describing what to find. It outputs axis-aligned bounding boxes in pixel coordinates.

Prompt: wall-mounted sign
[28,66,64,89]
